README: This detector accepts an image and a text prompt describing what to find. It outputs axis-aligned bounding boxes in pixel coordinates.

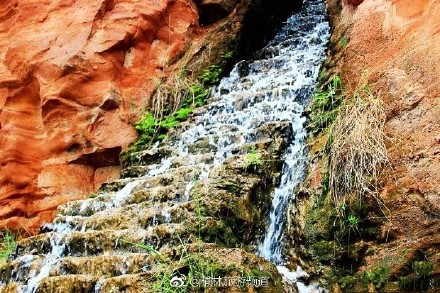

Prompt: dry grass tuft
[151,74,197,120]
[329,86,388,213]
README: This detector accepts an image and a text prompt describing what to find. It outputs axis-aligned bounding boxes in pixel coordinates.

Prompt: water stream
[256,0,329,263]
[1,0,329,292]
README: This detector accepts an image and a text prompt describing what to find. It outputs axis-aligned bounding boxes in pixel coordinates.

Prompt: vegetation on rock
[133,78,210,150]
[0,230,16,265]
[329,83,388,216]
[307,74,344,137]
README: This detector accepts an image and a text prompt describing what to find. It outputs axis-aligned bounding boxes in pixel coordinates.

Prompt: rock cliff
[293,0,440,291]
[0,0,302,234]
[0,0,254,233]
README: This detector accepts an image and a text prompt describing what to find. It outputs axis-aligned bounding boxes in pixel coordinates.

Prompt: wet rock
[188,137,218,154]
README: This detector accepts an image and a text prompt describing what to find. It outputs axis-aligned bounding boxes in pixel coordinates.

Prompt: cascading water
[0,0,329,292]
[256,0,330,263]
[251,0,330,290]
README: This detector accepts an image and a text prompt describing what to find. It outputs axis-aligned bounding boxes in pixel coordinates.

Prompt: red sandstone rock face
[336,0,440,270]
[0,0,202,232]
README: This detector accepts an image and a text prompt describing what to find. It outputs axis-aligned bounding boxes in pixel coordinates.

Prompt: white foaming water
[25,235,65,293]
[113,180,142,207]
[161,208,172,223]
[3,0,330,291]
[256,0,330,265]
[254,1,330,291]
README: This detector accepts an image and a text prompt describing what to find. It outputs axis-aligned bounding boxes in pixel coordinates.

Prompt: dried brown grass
[151,75,186,119]
[150,74,203,120]
[329,86,388,213]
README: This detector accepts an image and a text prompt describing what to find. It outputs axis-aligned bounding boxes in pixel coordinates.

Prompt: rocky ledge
[0,114,294,292]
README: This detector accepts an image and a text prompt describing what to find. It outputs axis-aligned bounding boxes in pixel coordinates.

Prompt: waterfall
[0,0,329,292]
[252,1,330,291]
[256,0,330,262]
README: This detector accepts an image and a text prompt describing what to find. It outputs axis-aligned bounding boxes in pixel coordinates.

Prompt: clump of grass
[151,75,208,121]
[199,52,233,85]
[308,74,344,136]
[399,260,436,291]
[0,229,17,264]
[132,77,210,149]
[329,85,388,214]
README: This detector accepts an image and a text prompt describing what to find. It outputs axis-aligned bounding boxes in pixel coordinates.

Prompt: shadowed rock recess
[0,0,332,291]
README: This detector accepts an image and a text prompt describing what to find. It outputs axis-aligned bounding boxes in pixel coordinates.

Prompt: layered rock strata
[0,0,246,232]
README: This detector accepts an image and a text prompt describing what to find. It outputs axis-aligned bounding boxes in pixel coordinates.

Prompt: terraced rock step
[0,124,287,292]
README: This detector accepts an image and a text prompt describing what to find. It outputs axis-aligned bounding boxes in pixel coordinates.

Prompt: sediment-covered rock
[0,115,290,292]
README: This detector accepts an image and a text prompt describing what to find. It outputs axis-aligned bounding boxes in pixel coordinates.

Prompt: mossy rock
[309,240,335,263]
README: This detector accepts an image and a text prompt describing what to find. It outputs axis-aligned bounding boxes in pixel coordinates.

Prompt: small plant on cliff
[200,51,233,85]
[243,147,263,172]
[0,229,16,264]
[339,36,349,49]
[347,214,359,227]
[329,84,388,215]
[361,264,392,288]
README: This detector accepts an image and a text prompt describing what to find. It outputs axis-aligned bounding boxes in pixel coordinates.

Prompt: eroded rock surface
[0,0,245,232]
[294,0,440,290]
[341,0,440,247]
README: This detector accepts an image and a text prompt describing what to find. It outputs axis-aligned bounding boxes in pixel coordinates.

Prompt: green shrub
[362,265,392,288]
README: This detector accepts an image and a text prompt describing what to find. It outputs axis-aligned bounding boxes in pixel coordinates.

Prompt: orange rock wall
[339,0,440,200]
[332,0,440,268]
[0,0,200,232]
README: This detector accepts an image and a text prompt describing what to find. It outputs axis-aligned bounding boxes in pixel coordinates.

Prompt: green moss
[303,172,336,246]
[243,147,263,173]
[338,275,359,291]
[152,252,235,292]
[216,181,239,195]
[309,240,335,263]
[327,264,392,292]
